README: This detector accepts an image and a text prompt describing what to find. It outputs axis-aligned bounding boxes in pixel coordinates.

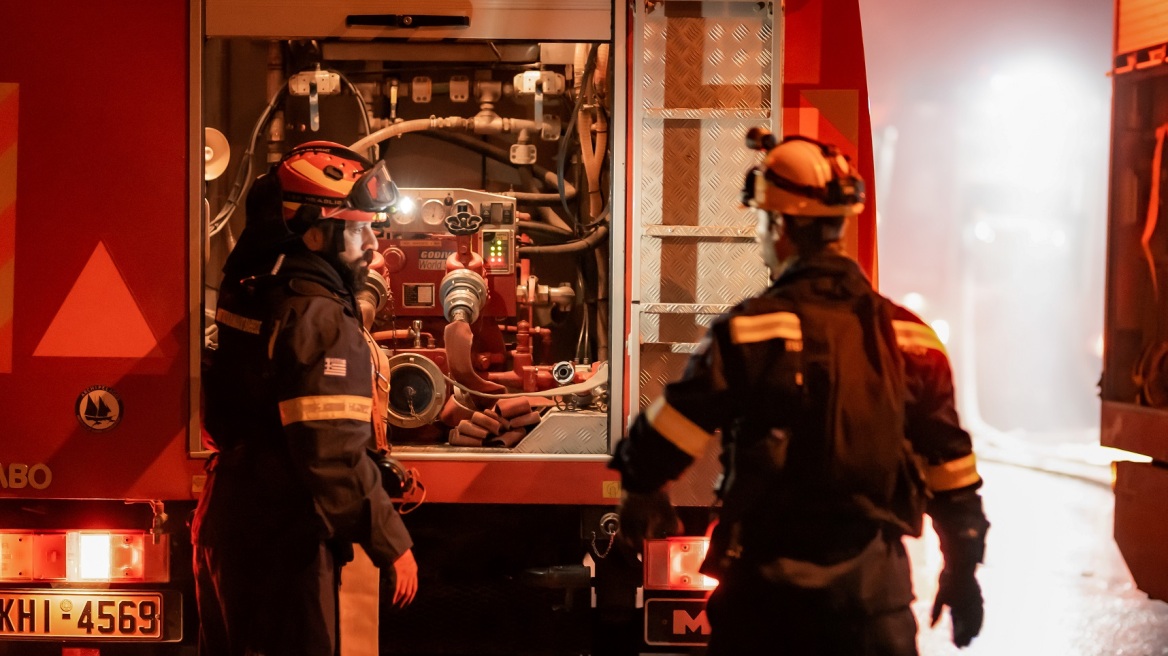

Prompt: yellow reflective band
[289,159,355,195]
[893,320,946,355]
[279,395,373,425]
[645,396,713,458]
[730,311,802,345]
[925,454,980,492]
[216,308,262,335]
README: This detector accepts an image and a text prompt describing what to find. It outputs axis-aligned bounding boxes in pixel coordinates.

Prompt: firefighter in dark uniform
[611,131,988,655]
[193,142,417,656]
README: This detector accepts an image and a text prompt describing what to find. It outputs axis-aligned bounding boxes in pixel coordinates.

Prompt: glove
[931,566,983,647]
[615,489,682,554]
[929,486,989,648]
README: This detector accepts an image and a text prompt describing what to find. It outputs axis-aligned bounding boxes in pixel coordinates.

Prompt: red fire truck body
[1102,0,1168,606]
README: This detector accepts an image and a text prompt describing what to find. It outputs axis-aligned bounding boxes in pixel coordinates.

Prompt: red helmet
[276,141,398,222]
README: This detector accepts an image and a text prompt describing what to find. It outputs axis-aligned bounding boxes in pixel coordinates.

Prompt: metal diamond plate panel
[637,348,693,409]
[637,115,768,306]
[642,3,773,112]
[639,118,769,229]
[670,442,722,507]
[639,236,765,305]
[514,410,608,454]
[644,225,756,238]
[639,314,717,347]
[640,122,665,227]
[630,1,777,426]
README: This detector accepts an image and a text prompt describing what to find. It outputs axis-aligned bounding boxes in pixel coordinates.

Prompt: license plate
[644,598,711,646]
[0,591,175,640]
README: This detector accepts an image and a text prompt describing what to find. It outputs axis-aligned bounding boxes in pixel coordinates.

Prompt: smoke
[860,0,1112,435]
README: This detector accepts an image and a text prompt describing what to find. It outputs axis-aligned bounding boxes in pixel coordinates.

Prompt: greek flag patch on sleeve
[324,358,348,377]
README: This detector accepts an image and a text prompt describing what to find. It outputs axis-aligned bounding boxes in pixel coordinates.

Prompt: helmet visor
[349,160,398,213]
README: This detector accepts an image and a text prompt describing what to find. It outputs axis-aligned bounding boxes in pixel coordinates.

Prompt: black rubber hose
[518,224,608,255]
[516,220,574,239]
[557,45,600,223]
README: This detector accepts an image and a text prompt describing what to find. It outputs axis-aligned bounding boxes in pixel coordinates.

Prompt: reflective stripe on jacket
[196,244,411,569]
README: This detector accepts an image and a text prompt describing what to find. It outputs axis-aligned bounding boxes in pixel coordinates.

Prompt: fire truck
[1103,0,1168,607]
[0,0,876,653]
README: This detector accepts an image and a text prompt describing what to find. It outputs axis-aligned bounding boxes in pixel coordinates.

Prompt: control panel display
[481,229,515,275]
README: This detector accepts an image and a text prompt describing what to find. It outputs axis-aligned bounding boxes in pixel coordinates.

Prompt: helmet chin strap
[756,210,791,280]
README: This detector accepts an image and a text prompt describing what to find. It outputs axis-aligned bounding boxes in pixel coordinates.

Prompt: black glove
[931,565,983,647]
[928,485,989,648]
[615,489,682,554]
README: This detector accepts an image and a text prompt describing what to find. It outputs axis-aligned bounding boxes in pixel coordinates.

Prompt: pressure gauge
[421,199,447,227]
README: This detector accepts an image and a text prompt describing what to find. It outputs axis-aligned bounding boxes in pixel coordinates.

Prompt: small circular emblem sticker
[76,385,123,432]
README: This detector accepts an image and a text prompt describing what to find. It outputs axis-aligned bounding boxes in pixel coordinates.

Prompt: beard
[347,259,370,293]
[322,249,373,294]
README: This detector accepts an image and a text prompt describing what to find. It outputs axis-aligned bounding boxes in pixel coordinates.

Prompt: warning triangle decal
[34,242,158,358]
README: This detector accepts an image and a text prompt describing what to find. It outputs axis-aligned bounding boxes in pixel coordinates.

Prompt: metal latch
[346,14,471,29]
[288,66,341,132]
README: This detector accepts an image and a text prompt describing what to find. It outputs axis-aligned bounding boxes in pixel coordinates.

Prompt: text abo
[0,463,52,490]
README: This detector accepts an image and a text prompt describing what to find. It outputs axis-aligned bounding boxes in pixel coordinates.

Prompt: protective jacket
[193,241,411,655]
[611,252,983,570]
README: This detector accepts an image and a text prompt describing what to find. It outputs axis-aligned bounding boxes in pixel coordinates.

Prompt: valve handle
[445,212,483,235]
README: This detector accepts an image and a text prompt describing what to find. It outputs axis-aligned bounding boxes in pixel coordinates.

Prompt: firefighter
[610,131,989,655]
[193,142,417,656]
